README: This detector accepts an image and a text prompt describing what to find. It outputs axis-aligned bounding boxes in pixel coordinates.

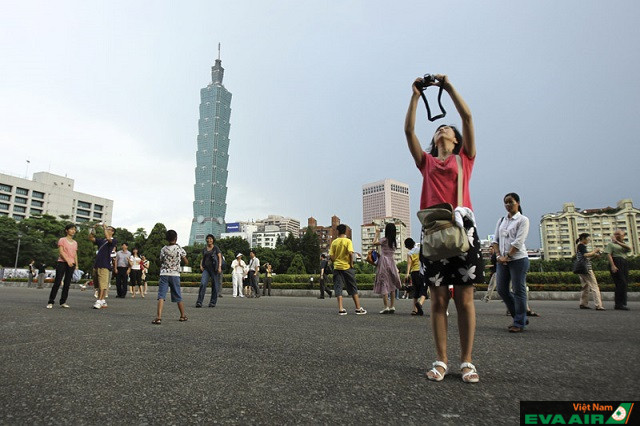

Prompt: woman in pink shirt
[404,74,483,383]
[47,224,79,309]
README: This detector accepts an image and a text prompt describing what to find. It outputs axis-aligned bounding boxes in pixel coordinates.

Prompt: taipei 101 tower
[189,44,232,245]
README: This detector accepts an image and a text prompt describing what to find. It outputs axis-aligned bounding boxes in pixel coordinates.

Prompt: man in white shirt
[248,250,261,298]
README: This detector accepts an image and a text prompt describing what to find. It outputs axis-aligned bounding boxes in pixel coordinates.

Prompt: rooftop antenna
[218,42,221,60]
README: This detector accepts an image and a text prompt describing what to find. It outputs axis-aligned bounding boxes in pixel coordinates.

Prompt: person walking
[404,238,427,315]
[231,253,246,298]
[128,247,143,298]
[47,224,78,309]
[492,193,530,333]
[604,229,632,310]
[196,234,222,308]
[575,233,605,311]
[115,243,131,298]
[318,254,332,299]
[404,74,482,383]
[329,224,366,316]
[373,224,402,314]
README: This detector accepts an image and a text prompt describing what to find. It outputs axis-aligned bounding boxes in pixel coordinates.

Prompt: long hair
[428,125,463,157]
[503,192,523,214]
[384,223,397,249]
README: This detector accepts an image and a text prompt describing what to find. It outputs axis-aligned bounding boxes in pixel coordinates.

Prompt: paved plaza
[0,286,638,425]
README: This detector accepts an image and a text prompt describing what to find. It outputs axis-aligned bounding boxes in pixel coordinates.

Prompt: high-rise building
[189,47,232,245]
[0,171,113,224]
[361,217,409,264]
[540,199,639,260]
[362,179,411,237]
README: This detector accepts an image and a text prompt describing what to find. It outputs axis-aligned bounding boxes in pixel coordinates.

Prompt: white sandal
[460,362,479,383]
[426,361,448,382]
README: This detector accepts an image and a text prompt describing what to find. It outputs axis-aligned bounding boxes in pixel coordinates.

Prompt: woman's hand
[434,74,450,90]
[200,265,204,272]
[412,78,423,96]
[611,265,618,274]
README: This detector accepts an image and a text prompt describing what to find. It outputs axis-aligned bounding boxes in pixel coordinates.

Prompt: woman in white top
[231,253,247,298]
[492,193,530,333]
[128,247,143,298]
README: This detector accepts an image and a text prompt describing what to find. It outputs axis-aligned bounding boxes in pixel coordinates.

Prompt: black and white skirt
[420,218,485,286]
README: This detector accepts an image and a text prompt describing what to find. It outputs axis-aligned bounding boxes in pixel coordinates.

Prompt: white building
[361,217,409,265]
[220,221,258,244]
[252,225,290,249]
[362,179,411,237]
[0,171,113,223]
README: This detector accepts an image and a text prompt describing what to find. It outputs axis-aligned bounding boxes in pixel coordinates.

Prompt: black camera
[414,74,438,91]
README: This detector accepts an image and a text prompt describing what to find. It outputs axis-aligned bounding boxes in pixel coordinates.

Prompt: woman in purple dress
[373,222,402,314]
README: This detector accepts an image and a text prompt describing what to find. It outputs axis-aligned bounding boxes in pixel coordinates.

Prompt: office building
[189,47,232,245]
[540,199,639,260]
[361,217,409,265]
[0,171,113,223]
[362,179,411,237]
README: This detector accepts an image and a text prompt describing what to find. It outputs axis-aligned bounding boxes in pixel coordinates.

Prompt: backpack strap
[455,155,463,207]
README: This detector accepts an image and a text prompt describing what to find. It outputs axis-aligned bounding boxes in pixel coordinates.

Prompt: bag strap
[455,155,463,207]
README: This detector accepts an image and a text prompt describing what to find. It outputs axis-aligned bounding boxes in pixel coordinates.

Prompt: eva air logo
[606,403,634,424]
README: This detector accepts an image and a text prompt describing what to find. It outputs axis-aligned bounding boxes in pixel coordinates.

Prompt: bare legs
[382,292,396,309]
[426,285,477,380]
[336,294,362,312]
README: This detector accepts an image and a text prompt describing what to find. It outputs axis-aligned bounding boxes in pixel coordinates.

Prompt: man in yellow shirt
[329,224,366,315]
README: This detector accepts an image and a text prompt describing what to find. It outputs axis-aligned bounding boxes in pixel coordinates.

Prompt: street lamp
[13,232,22,278]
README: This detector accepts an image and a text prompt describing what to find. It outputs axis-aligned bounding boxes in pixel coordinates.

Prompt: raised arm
[404,79,425,167]
[436,75,475,158]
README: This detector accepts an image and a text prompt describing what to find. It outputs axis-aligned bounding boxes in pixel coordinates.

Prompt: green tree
[184,243,204,272]
[218,237,250,260]
[142,223,167,278]
[0,216,20,266]
[17,214,65,268]
[133,228,147,252]
[300,228,320,273]
[115,227,135,248]
[286,253,306,274]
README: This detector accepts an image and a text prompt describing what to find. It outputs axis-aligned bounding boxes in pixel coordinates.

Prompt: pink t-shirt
[418,148,474,210]
[57,237,78,263]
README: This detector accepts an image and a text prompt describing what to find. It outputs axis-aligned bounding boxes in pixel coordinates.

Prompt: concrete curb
[2,281,638,301]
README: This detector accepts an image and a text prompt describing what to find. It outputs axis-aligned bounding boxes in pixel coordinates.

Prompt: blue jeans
[496,257,529,328]
[197,269,220,306]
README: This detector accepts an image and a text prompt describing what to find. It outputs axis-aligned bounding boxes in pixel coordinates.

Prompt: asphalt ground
[0,287,638,425]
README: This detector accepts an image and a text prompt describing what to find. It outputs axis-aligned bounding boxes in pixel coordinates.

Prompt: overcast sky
[1,0,639,251]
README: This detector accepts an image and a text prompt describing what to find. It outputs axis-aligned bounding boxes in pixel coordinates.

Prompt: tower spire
[218,42,221,60]
[211,43,224,85]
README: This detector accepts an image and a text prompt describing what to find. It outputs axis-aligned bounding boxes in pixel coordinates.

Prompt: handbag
[572,251,588,275]
[417,155,470,261]
[366,250,379,265]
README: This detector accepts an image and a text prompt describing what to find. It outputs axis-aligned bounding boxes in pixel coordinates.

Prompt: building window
[15,196,27,204]
[30,208,43,215]
[31,200,43,207]
[94,212,102,219]
[16,187,28,195]
[78,201,91,209]
[32,191,45,199]
[0,184,11,193]
[77,217,89,223]
[77,209,90,217]
[0,194,9,201]
[0,202,9,211]
[13,214,24,221]
[94,204,103,212]
[13,205,26,213]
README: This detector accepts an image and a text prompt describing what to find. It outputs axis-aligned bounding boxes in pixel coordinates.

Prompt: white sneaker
[355,308,367,315]
[61,304,70,309]
[240,295,244,298]
[233,295,237,298]
[379,307,390,314]
[46,304,53,309]
[93,301,102,309]
[101,301,108,308]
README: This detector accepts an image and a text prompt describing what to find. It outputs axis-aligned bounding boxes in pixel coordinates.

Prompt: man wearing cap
[231,253,247,298]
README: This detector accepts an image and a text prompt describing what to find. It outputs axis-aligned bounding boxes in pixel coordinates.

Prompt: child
[405,238,427,315]
[329,224,366,315]
[152,230,188,324]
